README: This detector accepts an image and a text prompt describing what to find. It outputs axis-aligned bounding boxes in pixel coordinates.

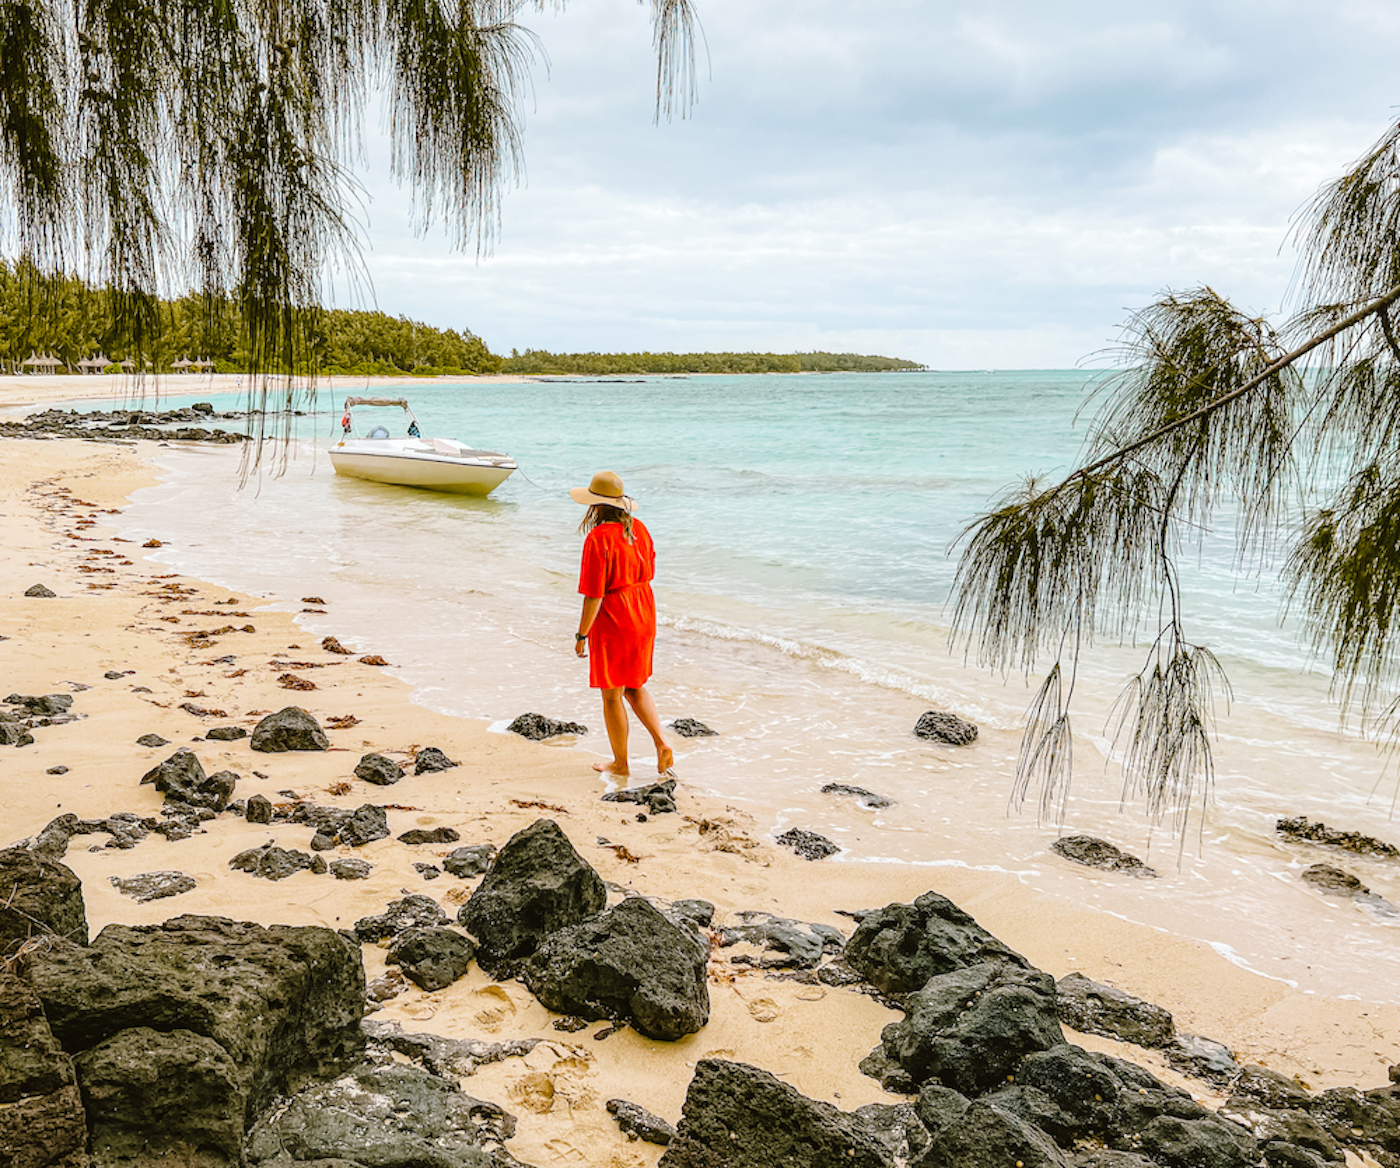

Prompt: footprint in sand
[795,986,827,1002]
[747,997,781,1023]
[541,1138,587,1163]
[473,985,517,1032]
[511,1071,557,1114]
[403,999,438,1021]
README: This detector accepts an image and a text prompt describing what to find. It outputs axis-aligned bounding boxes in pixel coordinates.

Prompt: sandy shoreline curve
[1,433,1397,1165]
[0,372,537,411]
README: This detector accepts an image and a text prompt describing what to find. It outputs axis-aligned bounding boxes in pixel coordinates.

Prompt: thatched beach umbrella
[21,352,65,374]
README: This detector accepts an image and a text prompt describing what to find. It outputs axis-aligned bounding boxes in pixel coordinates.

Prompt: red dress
[578,519,656,689]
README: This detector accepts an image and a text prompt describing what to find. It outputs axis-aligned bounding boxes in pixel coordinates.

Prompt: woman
[572,470,674,779]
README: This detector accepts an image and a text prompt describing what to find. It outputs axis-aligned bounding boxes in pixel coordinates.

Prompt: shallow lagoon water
[110,371,1400,1003]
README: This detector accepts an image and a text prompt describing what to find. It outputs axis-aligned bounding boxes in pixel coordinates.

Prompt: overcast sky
[342,0,1400,368]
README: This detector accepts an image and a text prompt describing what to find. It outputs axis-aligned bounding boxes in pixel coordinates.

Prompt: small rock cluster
[0,404,247,443]
[0,691,77,747]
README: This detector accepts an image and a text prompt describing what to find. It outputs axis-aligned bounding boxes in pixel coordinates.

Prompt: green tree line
[0,261,500,376]
[500,349,924,374]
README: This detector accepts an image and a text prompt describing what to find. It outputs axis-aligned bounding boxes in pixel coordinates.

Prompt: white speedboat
[328,397,517,496]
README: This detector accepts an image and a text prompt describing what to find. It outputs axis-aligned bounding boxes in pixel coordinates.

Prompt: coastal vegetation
[0,262,499,375]
[0,0,697,390]
[500,349,925,375]
[0,262,918,377]
[953,117,1400,835]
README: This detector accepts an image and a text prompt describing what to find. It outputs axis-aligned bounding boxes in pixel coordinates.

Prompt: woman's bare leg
[624,685,673,774]
[594,687,630,776]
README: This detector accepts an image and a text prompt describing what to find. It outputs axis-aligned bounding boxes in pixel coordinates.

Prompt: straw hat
[570,470,635,511]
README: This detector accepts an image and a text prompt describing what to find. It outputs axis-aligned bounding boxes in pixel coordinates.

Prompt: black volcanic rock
[1056,972,1176,1048]
[844,890,1030,997]
[523,896,710,1041]
[23,915,365,1166]
[913,710,978,745]
[457,819,606,972]
[414,747,458,774]
[1051,835,1156,876]
[354,752,403,785]
[863,960,1064,1095]
[659,1059,890,1168]
[387,927,476,992]
[506,712,587,740]
[249,706,329,752]
[0,846,87,954]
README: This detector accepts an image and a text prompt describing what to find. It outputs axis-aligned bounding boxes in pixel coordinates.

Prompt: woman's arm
[575,596,602,656]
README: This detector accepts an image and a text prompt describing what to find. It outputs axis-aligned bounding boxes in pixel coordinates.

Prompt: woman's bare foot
[657,744,674,776]
[593,760,630,777]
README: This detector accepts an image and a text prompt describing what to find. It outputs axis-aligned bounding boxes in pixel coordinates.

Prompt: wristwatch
[575,633,588,642]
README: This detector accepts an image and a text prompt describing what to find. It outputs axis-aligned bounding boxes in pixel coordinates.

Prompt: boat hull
[328,448,515,496]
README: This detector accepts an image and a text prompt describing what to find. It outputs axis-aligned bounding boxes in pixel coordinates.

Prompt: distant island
[499,350,925,375]
[0,263,924,377]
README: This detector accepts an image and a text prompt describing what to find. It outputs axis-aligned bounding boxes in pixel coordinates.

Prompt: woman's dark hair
[579,503,634,543]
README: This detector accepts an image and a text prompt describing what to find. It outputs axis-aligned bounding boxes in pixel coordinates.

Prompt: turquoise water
[111,371,1400,1001]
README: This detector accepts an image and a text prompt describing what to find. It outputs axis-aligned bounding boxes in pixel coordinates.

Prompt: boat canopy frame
[341,396,420,438]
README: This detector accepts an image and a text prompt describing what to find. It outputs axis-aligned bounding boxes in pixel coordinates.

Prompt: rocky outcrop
[204,726,247,741]
[717,911,844,970]
[413,747,458,774]
[775,827,839,860]
[24,915,364,1166]
[863,961,1064,1095]
[1055,972,1175,1048]
[523,897,710,1041]
[244,1063,522,1167]
[354,752,403,785]
[0,969,89,1168]
[822,783,895,808]
[506,713,586,740]
[362,1019,538,1080]
[457,819,606,972]
[669,717,716,737]
[659,1059,890,1168]
[913,710,978,745]
[1277,816,1400,858]
[135,733,169,748]
[109,871,196,903]
[386,928,475,992]
[4,406,246,444]
[0,847,88,955]
[602,777,677,814]
[399,826,460,845]
[245,794,273,824]
[843,890,1029,997]
[229,843,326,880]
[6,694,73,716]
[1164,1032,1242,1085]
[330,858,373,880]
[75,1026,243,1165]
[249,706,329,752]
[608,1098,675,1145]
[138,748,236,811]
[354,895,451,943]
[293,802,390,847]
[1299,864,1398,913]
[1051,836,1156,876]
[916,1099,1068,1168]
[443,845,496,877]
